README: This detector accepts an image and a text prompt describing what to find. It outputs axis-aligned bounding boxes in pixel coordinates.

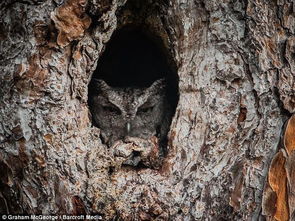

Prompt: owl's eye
[137,106,154,114]
[102,105,121,115]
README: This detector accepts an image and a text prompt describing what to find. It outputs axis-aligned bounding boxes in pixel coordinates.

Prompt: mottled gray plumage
[89,79,170,147]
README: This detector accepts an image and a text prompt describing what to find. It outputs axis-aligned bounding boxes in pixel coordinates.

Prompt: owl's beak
[126,122,131,134]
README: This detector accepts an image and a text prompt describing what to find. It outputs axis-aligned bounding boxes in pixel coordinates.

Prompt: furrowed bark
[0,0,294,220]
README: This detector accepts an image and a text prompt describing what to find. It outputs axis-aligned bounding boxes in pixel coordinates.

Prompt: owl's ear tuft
[147,78,166,93]
[93,79,111,92]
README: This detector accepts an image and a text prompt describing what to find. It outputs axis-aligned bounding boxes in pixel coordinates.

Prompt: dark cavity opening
[89,25,179,161]
[93,26,172,87]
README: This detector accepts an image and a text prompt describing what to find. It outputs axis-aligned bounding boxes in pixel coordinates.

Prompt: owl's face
[90,79,166,145]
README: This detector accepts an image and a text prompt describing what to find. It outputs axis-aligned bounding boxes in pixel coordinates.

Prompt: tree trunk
[0,0,294,220]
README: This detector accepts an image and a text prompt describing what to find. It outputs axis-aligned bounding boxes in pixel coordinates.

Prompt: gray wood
[0,0,294,220]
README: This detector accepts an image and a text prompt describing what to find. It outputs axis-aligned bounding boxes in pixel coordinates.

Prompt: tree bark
[0,0,294,220]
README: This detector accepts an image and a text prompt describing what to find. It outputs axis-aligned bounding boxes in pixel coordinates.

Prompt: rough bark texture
[0,0,294,220]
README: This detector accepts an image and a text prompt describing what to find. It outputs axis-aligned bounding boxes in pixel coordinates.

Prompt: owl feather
[89,78,171,152]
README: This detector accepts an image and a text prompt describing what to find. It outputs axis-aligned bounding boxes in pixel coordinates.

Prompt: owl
[89,78,170,147]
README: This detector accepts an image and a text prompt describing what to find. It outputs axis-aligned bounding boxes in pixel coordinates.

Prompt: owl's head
[89,78,167,145]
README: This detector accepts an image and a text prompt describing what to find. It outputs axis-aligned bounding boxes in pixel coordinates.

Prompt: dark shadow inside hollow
[93,26,172,87]
[88,25,179,158]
